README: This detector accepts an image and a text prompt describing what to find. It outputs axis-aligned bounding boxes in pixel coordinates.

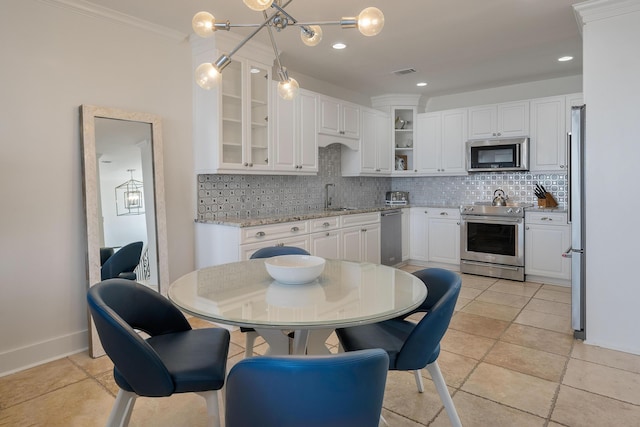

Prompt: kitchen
[2,2,640,423]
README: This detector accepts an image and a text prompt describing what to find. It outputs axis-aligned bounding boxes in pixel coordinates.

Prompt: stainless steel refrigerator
[569,105,586,340]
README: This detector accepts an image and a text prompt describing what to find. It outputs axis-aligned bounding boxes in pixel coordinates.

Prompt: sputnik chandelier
[192,0,384,100]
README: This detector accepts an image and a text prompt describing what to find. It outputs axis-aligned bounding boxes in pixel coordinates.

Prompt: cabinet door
[363,224,381,264]
[525,223,571,279]
[271,89,296,171]
[409,208,428,261]
[298,90,318,171]
[440,109,468,174]
[220,59,245,167]
[360,109,379,173]
[310,231,341,259]
[342,103,360,139]
[318,97,341,135]
[341,226,364,262]
[416,112,440,174]
[530,96,566,171]
[497,101,529,137]
[427,217,460,265]
[468,105,496,139]
[375,112,392,173]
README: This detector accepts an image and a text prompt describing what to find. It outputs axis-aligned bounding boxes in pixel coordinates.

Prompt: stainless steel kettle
[492,189,508,206]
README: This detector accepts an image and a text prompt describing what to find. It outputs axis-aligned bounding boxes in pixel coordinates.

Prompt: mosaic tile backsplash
[197,144,567,221]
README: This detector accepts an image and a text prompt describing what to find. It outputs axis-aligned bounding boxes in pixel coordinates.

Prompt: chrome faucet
[324,183,335,209]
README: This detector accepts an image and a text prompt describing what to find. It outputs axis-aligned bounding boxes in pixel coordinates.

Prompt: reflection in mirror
[81,105,169,357]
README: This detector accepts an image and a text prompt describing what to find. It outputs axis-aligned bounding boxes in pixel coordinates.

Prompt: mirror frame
[81,105,169,356]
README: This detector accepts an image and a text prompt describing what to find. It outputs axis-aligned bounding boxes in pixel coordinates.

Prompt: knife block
[537,193,558,208]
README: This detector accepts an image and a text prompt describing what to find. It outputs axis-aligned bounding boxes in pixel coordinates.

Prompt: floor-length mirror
[81,105,169,357]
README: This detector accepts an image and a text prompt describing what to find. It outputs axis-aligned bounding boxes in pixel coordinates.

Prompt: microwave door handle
[515,143,520,167]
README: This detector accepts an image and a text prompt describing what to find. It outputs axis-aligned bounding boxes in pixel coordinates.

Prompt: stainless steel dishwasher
[380,210,402,266]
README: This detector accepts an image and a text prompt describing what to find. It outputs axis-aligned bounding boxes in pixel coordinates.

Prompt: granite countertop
[196,205,409,227]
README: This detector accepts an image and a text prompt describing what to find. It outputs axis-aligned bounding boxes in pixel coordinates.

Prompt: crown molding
[574,0,640,32]
[37,0,186,41]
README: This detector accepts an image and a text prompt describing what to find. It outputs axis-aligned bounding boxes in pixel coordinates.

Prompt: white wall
[578,0,640,355]
[0,0,195,374]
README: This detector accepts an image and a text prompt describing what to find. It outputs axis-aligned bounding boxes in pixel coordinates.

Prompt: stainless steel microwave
[466,137,529,172]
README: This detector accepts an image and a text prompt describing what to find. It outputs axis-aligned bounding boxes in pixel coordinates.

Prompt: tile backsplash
[197,144,566,221]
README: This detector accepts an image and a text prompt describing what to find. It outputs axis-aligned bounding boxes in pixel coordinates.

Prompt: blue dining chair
[100,241,143,280]
[225,349,389,427]
[87,279,230,427]
[336,268,463,427]
[242,246,311,357]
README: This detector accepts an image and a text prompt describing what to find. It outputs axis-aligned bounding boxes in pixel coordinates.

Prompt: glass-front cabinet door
[248,62,270,169]
[221,59,243,165]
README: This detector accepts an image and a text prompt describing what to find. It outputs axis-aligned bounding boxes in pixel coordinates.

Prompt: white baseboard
[0,330,88,377]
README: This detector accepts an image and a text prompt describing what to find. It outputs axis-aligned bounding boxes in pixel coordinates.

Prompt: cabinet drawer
[241,220,309,244]
[526,211,567,225]
[425,207,460,220]
[340,212,380,227]
[309,216,340,232]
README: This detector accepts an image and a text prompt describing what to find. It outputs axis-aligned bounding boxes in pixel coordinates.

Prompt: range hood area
[318,134,359,150]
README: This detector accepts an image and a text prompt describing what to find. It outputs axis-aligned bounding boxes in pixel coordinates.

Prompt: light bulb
[357,7,384,36]
[195,63,220,90]
[243,0,274,12]
[192,11,216,38]
[300,25,323,47]
[278,78,299,100]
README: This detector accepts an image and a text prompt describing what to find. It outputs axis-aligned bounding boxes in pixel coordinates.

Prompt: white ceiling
[86,0,584,98]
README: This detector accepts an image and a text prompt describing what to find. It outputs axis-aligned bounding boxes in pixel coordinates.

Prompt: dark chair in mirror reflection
[100,241,143,281]
[242,246,311,357]
[336,268,463,427]
[87,279,230,427]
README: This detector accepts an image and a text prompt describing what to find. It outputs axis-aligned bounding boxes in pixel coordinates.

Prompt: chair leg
[106,389,136,427]
[426,361,462,427]
[198,390,221,427]
[244,330,259,358]
[413,369,425,393]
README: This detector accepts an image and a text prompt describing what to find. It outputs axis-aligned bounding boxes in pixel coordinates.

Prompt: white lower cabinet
[196,212,380,266]
[427,208,461,265]
[341,213,381,264]
[525,211,571,283]
[409,207,460,268]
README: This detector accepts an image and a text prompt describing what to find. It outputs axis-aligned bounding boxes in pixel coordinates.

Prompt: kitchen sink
[325,207,358,212]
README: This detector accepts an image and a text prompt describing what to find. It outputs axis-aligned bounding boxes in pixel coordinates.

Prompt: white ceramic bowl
[264,255,326,285]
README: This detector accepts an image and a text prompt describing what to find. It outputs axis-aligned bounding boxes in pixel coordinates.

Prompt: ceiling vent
[393,68,416,76]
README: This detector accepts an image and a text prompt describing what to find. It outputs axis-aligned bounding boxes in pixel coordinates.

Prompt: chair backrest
[225,349,389,427]
[395,268,461,370]
[87,279,192,396]
[101,241,143,280]
[250,245,310,259]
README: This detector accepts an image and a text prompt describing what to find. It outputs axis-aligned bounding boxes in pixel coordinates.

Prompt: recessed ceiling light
[332,43,347,50]
[416,82,428,87]
[558,56,573,62]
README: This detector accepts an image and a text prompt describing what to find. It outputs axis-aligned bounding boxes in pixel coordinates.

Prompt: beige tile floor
[2,266,640,426]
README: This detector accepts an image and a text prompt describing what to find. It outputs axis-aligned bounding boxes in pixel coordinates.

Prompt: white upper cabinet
[529,93,583,172]
[272,88,318,174]
[192,34,274,174]
[392,106,417,174]
[318,96,360,139]
[342,108,391,176]
[530,95,566,172]
[416,109,467,175]
[468,101,529,139]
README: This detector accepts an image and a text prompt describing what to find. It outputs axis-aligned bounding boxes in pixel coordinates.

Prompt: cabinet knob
[256,231,266,237]
[560,165,565,168]
[323,222,330,227]
[497,132,502,136]
[361,228,367,232]
[440,212,448,216]
[326,232,330,237]
[244,162,249,167]
[291,226,300,232]
[526,226,530,230]
[277,242,284,247]
[249,163,253,167]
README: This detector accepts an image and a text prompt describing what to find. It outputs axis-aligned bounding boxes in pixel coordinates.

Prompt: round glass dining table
[168,258,427,355]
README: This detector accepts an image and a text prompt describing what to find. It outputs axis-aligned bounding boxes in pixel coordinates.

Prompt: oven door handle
[461,216,522,224]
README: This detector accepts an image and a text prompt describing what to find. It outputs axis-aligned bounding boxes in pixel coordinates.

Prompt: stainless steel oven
[460,203,529,281]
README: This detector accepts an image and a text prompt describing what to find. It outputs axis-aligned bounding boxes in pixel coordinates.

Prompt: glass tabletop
[168,259,427,330]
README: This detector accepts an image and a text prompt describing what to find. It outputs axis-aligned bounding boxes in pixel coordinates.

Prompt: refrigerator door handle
[567,131,572,224]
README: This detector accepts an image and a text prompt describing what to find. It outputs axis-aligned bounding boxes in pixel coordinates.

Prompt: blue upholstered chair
[336,268,463,427]
[225,349,389,427]
[242,246,311,357]
[87,279,230,427]
[100,241,143,280]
